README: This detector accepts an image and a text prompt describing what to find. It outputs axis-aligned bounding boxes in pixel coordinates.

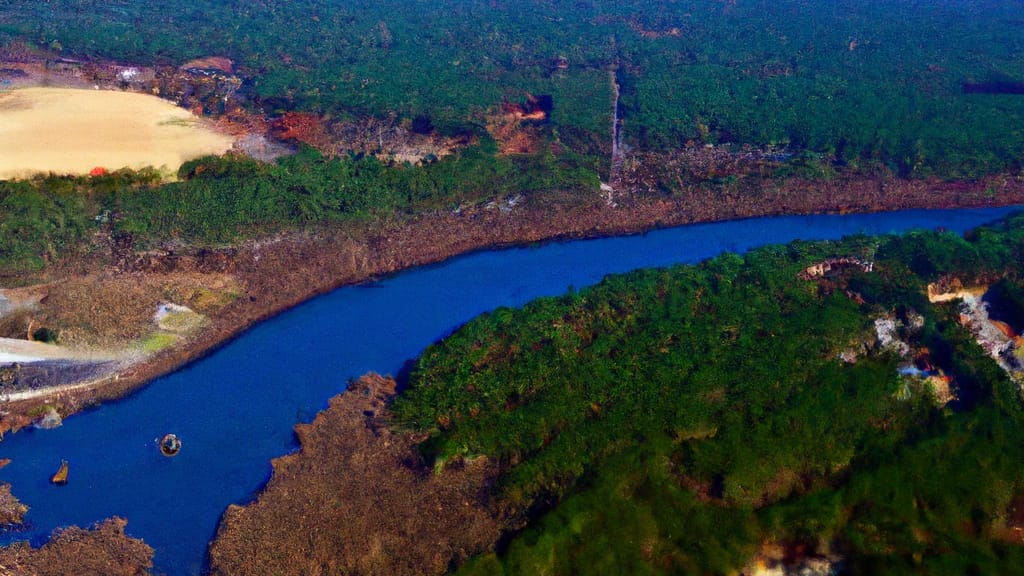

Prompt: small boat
[51,460,68,485]
[160,434,181,457]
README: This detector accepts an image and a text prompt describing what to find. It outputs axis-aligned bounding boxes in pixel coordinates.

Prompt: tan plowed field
[0,87,235,179]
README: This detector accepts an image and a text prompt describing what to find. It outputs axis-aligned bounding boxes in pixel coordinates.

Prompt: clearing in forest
[0,87,234,179]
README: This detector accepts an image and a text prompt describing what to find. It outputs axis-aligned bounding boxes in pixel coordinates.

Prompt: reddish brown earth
[0,518,152,575]
[0,483,26,526]
[180,56,234,74]
[207,374,503,576]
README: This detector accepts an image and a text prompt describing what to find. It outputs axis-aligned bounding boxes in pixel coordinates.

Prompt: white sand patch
[0,352,44,363]
[154,302,205,333]
[0,87,235,179]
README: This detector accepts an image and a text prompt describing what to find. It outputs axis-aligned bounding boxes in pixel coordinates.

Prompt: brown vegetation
[487,93,551,155]
[487,113,544,155]
[0,518,152,576]
[0,483,27,526]
[270,111,333,149]
[37,272,237,348]
[500,93,549,122]
[208,374,502,576]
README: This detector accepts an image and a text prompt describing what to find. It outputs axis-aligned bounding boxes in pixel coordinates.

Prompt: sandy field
[0,87,235,179]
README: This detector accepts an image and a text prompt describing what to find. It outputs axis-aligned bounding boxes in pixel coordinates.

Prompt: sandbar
[0,87,235,179]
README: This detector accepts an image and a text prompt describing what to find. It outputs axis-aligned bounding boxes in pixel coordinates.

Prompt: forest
[0,142,597,274]
[391,212,1024,574]
[3,3,1024,572]
[3,1,1024,278]
[2,0,1023,177]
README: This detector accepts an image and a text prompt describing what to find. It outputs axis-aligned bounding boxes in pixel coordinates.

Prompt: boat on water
[160,433,181,457]
[50,460,68,485]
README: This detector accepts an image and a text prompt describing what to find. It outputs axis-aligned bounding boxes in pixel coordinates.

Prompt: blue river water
[0,206,1021,574]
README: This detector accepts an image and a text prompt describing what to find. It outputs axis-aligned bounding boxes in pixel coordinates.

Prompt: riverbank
[2,168,1021,436]
[208,209,1024,575]
[208,373,502,575]
[0,517,152,574]
[3,202,1022,575]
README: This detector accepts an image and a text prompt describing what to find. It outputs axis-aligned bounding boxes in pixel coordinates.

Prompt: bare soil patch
[0,87,235,179]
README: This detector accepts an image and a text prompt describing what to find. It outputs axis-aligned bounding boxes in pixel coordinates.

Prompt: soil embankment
[0,87,235,179]
[208,373,502,576]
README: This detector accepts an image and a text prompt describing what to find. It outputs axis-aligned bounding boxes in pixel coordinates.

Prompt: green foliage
[989,278,1024,329]
[391,214,1024,574]
[460,449,758,576]
[3,1,1024,177]
[0,138,597,273]
[112,144,596,244]
[0,177,96,271]
[0,169,169,273]
[31,326,59,343]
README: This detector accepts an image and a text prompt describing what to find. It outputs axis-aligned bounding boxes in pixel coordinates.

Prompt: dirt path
[0,337,120,362]
[3,375,115,403]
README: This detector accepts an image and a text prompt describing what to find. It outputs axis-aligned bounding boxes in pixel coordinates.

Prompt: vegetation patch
[140,332,177,354]
[387,213,1024,574]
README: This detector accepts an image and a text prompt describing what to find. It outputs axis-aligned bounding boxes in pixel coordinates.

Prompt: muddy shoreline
[208,373,503,575]
[3,168,1020,437]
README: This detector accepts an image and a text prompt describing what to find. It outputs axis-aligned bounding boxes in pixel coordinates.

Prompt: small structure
[160,434,181,457]
[51,460,69,485]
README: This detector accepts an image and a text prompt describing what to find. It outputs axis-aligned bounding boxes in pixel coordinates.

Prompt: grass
[140,332,177,353]
[157,309,206,333]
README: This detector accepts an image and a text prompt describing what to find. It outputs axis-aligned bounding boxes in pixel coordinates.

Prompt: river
[0,206,1020,574]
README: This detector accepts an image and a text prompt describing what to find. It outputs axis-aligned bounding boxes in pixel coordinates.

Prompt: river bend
[0,206,1020,574]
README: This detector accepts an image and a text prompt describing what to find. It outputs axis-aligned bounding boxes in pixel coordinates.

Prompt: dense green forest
[0,143,597,273]
[391,213,1024,574]
[3,0,1024,176]
[4,1,1024,277]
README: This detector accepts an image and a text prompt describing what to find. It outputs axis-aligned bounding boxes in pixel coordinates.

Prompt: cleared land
[0,87,234,179]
